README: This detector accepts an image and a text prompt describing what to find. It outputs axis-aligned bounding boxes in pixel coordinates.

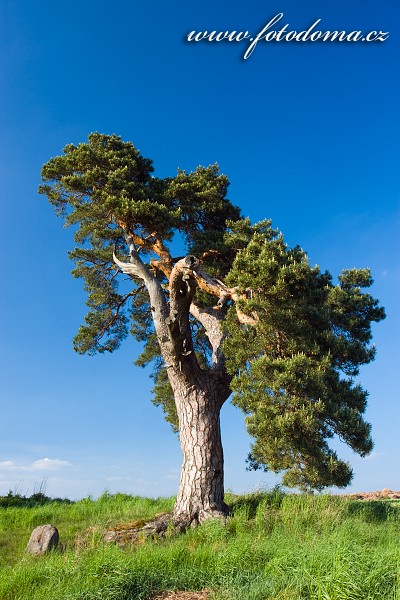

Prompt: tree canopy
[40,132,385,493]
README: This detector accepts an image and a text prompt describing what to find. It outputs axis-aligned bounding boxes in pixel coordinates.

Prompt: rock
[340,489,400,501]
[26,524,59,556]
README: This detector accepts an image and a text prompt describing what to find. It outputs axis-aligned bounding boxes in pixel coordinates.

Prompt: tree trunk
[103,376,228,545]
[163,256,230,527]
[114,249,231,528]
[171,372,228,527]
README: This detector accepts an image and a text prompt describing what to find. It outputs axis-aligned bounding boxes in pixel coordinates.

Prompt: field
[0,490,399,599]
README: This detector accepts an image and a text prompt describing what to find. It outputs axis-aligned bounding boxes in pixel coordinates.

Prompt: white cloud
[32,458,73,471]
[0,458,74,473]
[0,461,26,472]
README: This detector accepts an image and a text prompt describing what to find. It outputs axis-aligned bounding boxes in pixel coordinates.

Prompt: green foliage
[0,491,72,509]
[1,492,399,599]
[223,227,385,491]
[39,133,239,356]
[40,134,385,491]
[164,164,241,255]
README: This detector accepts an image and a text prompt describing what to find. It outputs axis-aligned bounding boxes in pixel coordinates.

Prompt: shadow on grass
[229,487,285,519]
[346,500,397,523]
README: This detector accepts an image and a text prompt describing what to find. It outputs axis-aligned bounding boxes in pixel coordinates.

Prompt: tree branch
[167,258,231,398]
[90,289,139,347]
[191,263,259,326]
[189,301,227,371]
[115,217,174,274]
[166,256,200,366]
[113,237,170,345]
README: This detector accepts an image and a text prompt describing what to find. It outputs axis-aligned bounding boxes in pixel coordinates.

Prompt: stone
[26,524,59,556]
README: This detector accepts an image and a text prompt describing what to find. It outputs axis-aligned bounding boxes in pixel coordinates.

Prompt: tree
[39,133,385,527]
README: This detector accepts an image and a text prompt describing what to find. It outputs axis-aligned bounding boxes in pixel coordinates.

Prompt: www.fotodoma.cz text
[186,13,389,59]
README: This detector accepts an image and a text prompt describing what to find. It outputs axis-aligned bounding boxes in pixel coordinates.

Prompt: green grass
[0,490,399,599]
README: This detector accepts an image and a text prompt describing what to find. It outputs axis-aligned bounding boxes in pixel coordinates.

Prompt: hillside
[0,490,399,599]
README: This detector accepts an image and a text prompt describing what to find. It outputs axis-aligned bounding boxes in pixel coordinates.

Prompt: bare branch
[113,236,160,284]
[190,261,259,325]
[192,265,231,307]
[113,251,143,279]
[189,301,227,370]
[113,237,170,345]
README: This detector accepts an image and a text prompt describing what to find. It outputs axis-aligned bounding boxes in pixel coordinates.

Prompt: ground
[151,490,400,600]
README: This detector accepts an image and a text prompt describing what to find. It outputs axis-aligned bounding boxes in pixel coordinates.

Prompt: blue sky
[0,0,399,499]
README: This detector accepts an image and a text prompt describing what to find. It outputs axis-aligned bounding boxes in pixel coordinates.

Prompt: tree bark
[170,370,228,526]
[114,248,231,526]
[164,257,230,526]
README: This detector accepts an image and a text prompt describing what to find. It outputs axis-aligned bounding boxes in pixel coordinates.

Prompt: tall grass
[0,491,398,599]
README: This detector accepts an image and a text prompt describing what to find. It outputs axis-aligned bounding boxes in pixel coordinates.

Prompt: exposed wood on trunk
[112,248,243,524]
[166,255,200,368]
[158,256,230,523]
[189,302,226,369]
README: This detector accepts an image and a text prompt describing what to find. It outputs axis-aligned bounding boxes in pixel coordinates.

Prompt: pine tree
[39,133,385,526]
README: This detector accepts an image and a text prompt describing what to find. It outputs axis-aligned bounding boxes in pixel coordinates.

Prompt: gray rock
[26,524,59,556]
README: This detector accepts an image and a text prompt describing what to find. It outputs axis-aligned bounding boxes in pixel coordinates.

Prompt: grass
[0,490,399,599]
